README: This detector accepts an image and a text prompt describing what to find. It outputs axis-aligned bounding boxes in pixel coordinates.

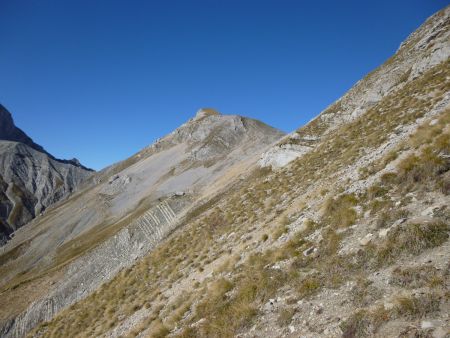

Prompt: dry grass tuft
[374,222,449,267]
[322,193,358,228]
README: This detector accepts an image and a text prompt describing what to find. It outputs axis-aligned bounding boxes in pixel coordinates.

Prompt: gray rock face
[0,106,93,245]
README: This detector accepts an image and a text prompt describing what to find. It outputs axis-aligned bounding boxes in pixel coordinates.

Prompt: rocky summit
[0,5,450,338]
[0,105,93,245]
[0,104,46,154]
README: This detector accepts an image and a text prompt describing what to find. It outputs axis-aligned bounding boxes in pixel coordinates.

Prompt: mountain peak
[0,104,46,153]
[0,104,93,171]
[194,108,221,120]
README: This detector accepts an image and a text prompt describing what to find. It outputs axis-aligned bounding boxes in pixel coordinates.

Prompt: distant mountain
[0,104,92,170]
[0,105,93,245]
[0,104,46,153]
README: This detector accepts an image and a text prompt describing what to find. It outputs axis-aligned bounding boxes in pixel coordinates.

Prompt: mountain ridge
[0,104,47,154]
[0,104,93,171]
[0,105,93,245]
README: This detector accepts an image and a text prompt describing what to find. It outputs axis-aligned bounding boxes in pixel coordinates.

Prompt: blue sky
[0,1,447,170]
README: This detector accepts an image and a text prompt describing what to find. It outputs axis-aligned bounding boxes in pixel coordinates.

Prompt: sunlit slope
[27,6,450,338]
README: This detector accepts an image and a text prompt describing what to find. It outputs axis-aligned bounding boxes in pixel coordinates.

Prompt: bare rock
[359,233,374,246]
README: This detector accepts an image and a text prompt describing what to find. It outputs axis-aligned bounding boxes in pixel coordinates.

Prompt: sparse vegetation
[373,222,449,267]
[322,193,358,228]
[276,308,295,327]
[394,292,441,319]
[390,265,446,288]
[340,305,389,338]
[19,33,450,338]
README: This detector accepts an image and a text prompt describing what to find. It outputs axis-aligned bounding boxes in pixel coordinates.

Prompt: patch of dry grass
[321,193,358,228]
[373,222,449,267]
[26,58,450,338]
[390,265,447,289]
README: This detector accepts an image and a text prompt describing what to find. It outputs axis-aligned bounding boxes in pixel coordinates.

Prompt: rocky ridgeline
[259,7,450,168]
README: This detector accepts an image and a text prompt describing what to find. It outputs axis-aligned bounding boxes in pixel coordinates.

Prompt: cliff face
[0,105,93,245]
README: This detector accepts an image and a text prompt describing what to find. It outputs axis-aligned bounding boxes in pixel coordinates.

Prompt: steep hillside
[0,109,284,337]
[260,4,450,169]
[0,105,93,245]
[15,6,450,338]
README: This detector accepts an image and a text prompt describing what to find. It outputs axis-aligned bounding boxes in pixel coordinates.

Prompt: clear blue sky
[0,1,447,170]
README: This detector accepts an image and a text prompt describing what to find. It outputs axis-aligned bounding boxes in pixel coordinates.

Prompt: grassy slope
[29,52,450,337]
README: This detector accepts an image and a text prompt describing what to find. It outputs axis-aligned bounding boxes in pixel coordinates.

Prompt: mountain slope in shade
[0,105,93,245]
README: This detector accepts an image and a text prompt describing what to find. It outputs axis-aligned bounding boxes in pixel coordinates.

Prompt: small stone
[303,246,316,256]
[379,228,389,238]
[289,325,295,333]
[392,218,407,226]
[421,206,438,217]
[359,233,373,246]
[384,302,394,310]
[227,232,235,239]
[421,320,435,329]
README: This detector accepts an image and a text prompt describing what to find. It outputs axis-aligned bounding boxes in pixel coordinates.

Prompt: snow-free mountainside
[0,104,93,245]
[1,5,449,338]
